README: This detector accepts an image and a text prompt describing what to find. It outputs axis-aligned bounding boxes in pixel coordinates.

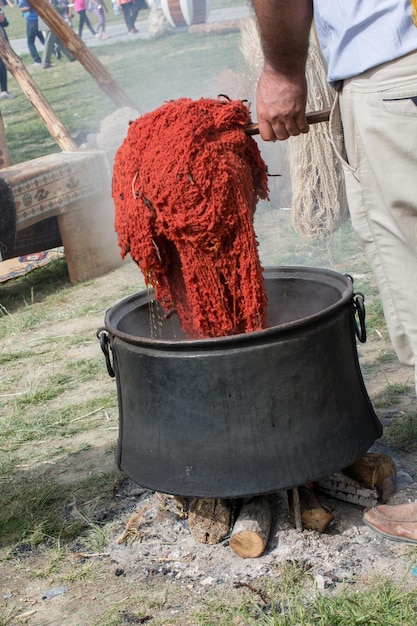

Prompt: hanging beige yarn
[240,18,349,239]
[288,32,349,239]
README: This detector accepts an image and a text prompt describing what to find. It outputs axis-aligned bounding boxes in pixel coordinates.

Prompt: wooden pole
[0,108,13,167]
[0,31,78,152]
[26,0,138,110]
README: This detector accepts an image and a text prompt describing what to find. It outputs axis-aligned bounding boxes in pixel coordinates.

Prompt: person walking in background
[117,0,147,34]
[62,0,74,26]
[74,0,97,38]
[0,6,15,98]
[93,0,110,39]
[18,0,45,65]
[41,0,76,69]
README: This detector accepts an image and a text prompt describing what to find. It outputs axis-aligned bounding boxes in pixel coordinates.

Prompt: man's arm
[252,0,313,140]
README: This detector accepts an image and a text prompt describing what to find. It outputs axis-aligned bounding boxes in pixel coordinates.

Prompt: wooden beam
[0,31,78,152]
[0,108,13,167]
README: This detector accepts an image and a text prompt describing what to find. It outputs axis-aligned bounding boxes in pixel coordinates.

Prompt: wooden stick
[0,108,12,167]
[0,31,78,152]
[230,496,272,558]
[245,108,331,136]
[26,0,138,110]
[287,487,303,532]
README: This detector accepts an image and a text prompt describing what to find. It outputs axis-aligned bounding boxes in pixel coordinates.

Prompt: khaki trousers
[329,51,417,393]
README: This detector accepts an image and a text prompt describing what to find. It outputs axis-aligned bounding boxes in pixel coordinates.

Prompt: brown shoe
[363,502,417,544]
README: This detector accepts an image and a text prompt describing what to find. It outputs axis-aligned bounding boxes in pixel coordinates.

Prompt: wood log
[230,496,272,558]
[288,486,334,533]
[26,0,137,110]
[0,32,78,152]
[343,452,397,502]
[315,472,380,507]
[188,498,231,545]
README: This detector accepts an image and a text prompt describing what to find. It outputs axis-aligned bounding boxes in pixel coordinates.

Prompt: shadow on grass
[0,449,121,549]
[0,259,70,315]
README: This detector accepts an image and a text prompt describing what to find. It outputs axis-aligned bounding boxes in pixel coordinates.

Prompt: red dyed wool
[112,97,269,339]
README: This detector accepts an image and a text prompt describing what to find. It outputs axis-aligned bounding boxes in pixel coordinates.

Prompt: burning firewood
[230,496,272,558]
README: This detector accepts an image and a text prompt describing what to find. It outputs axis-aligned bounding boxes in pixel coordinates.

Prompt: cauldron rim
[104,266,354,349]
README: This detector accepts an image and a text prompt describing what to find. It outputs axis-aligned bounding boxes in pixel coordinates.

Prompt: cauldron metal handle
[352,292,366,343]
[345,274,367,343]
[96,328,115,378]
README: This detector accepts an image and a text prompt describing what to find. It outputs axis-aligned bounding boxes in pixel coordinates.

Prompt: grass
[0,468,119,546]
[1,197,415,626]
[58,568,417,626]
[385,410,417,450]
[2,215,416,624]
[191,571,417,626]
[373,382,414,408]
[0,258,70,317]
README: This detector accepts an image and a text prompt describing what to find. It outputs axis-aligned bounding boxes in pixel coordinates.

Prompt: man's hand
[252,0,313,141]
[256,64,309,141]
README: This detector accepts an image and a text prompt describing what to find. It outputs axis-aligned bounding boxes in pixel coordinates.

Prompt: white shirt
[313,0,417,83]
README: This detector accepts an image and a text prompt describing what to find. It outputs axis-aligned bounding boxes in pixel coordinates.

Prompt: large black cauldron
[98,266,382,498]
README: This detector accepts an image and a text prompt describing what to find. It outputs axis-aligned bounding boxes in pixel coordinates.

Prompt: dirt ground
[1,207,417,625]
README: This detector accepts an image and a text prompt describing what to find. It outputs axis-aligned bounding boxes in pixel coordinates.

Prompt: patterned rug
[0,247,65,283]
